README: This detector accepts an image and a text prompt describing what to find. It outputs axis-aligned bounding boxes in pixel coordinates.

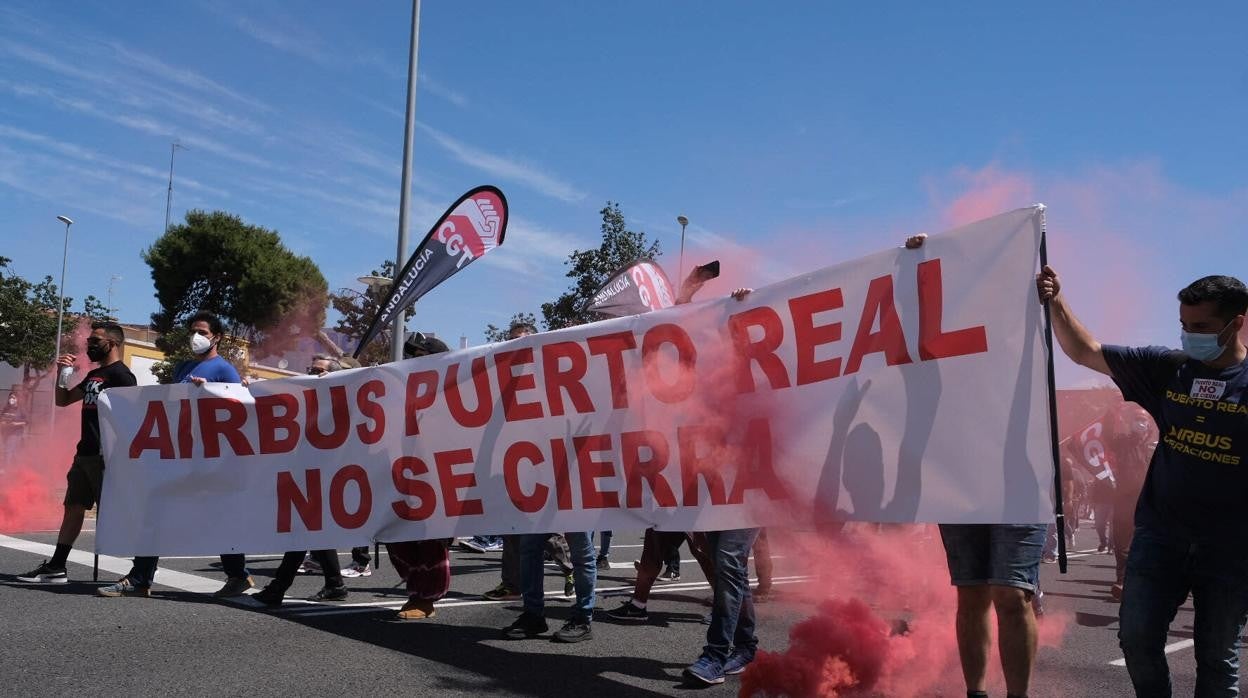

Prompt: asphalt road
[0,521,1235,696]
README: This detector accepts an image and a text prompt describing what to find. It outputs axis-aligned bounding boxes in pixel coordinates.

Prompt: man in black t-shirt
[1039,268,1248,696]
[17,322,136,584]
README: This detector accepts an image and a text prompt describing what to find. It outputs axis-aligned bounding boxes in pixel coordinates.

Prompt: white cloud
[0,123,229,198]
[419,73,469,108]
[418,124,587,204]
[229,13,331,65]
[106,42,272,112]
[477,215,589,280]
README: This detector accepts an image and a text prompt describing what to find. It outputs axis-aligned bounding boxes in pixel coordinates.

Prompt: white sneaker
[341,562,372,578]
[297,557,322,575]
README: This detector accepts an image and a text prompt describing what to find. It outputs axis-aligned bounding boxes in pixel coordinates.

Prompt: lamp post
[676,215,689,282]
[357,275,394,292]
[392,0,422,363]
[51,215,73,430]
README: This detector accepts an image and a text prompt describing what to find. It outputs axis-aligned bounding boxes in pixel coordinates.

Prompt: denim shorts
[938,524,1046,593]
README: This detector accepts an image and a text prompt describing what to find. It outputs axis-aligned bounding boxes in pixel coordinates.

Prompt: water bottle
[56,365,74,389]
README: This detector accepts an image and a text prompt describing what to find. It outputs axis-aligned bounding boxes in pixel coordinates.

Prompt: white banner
[98,207,1053,556]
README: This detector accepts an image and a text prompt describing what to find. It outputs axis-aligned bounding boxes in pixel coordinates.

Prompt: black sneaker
[605,600,648,622]
[553,619,593,643]
[502,612,549,640]
[254,584,286,608]
[307,585,348,602]
[659,566,681,582]
[595,555,611,570]
[17,561,68,584]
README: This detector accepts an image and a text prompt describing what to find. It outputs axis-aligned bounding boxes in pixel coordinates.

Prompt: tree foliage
[328,260,396,366]
[541,202,661,330]
[484,311,538,343]
[0,257,97,382]
[143,210,328,377]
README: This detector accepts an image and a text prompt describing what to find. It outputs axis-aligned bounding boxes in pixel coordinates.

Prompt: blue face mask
[1180,325,1230,362]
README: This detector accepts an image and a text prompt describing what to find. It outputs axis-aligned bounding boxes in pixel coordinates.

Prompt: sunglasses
[306,366,328,376]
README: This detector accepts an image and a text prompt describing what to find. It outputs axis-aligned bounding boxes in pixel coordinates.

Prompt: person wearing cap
[387,333,456,620]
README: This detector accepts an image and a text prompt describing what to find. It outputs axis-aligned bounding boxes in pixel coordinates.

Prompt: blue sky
[1,2,1245,384]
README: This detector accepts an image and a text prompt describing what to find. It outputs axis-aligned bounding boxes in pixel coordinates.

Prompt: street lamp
[51,215,73,430]
[357,275,394,292]
[676,215,689,282]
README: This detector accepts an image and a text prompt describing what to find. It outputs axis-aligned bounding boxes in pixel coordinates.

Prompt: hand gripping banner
[354,185,508,358]
[588,258,677,318]
[98,207,1054,556]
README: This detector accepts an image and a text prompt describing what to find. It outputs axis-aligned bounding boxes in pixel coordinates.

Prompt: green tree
[328,260,396,366]
[143,210,328,383]
[541,202,661,330]
[82,295,109,321]
[0,258,108,389]
[484,311,538,343]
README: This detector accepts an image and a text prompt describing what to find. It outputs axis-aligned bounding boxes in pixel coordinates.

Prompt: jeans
[1093,496,1113,547]
[938,524,1046,593]
[1119,526,1248,697]
[126,553,249,588]
[501,535,521,589]
[350,546,371,566]
[665,537,682,573]
[597,530,613,558]
[520,532,596,622]
[272,549,343,589]
[701,528,760,664]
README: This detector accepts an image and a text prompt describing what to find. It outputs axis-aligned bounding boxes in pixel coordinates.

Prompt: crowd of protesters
[11,244,1248,695]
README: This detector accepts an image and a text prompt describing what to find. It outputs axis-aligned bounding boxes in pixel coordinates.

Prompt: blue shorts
[938,524,1046,593]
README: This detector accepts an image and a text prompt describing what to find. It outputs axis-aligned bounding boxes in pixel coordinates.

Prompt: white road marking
[1109,639,1195,667]
[278,575,812,618]
[0,533,224,594]
[2,533,805,619]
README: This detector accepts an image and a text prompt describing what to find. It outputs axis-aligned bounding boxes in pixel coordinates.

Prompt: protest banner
[98,206,1053,556]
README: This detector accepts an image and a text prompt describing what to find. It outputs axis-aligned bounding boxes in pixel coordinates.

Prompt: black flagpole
[93,501,100,582]
[1038,210,1069,574]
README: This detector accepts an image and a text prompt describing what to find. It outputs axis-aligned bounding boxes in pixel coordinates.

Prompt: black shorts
[64,455,105,509]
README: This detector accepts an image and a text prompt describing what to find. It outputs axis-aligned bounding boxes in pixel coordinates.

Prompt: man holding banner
[1040,268,1248,695]
[99,312,253,599]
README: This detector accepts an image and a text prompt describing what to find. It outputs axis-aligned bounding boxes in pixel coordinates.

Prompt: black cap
[404,332,450,359]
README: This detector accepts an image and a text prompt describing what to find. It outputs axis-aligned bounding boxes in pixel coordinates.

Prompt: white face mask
[190,333,213,355]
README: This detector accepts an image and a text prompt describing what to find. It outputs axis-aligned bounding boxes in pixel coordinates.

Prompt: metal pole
[391,0,421,363]
[1037,212,1069,574]
[107,274,121,319]
[678,220,688,283]
[164,142,184,234]
[50,217,71,432]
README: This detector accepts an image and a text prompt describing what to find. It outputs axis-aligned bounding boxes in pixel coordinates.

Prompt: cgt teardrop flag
[587,257,676,318]
[355,186,508,358]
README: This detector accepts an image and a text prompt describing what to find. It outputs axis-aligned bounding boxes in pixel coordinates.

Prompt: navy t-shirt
[173,356,240,384]
[1103,344,1248,542]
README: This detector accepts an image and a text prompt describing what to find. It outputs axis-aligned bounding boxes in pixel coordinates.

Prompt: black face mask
[86,340,109,362]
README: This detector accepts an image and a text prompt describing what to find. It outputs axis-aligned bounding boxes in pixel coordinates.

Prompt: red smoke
[743,597,892,696]
[0,429,74,532]
[739,526,1070,697]
[0,319,93,533]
